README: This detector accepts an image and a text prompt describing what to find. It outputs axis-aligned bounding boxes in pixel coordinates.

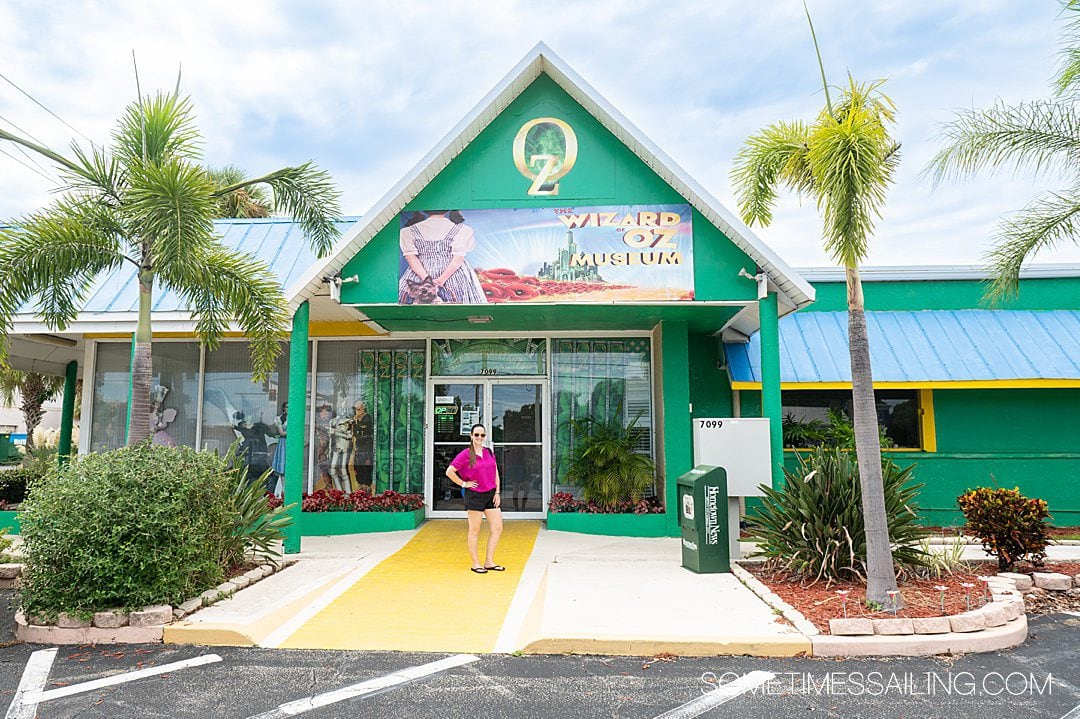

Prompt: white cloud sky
[1,0,1078,268]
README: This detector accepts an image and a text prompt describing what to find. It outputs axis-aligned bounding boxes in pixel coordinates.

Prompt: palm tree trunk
[846,266,900,607]
[19,373,46,453]
[127,270,154,445]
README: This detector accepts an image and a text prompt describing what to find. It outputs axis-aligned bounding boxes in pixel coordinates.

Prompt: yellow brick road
[279,520,540,653]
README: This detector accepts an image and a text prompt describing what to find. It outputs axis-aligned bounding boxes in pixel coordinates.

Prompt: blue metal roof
[68,217,359,315]
[725,310,1080,384]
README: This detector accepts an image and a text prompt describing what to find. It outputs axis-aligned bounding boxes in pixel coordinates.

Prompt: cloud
[2,0,1078,267]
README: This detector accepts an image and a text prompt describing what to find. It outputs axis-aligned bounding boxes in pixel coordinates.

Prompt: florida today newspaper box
[677,465,730,573]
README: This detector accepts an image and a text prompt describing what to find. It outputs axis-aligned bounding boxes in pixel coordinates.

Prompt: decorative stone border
[13,560,291,645]
[728,563,1080,656]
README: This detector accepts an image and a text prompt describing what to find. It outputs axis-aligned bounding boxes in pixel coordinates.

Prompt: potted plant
[547,411,666,537]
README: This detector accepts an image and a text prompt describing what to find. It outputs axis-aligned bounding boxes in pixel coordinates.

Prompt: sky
[1,0,1078,269]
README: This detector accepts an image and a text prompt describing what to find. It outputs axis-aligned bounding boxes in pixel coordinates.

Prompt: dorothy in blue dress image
[398,210,488,304]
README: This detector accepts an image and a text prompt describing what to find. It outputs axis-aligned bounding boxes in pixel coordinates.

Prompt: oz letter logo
[513,117,578,196]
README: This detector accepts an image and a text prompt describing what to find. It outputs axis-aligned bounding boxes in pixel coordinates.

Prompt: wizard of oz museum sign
[396,205,695,304]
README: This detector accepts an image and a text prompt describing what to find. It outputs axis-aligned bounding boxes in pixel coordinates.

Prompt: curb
[520,634,812,658]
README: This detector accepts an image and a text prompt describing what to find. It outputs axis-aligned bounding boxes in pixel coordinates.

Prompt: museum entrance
[427,378,549,518]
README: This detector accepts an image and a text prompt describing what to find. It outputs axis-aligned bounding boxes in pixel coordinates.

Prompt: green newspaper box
[677,465,730,573]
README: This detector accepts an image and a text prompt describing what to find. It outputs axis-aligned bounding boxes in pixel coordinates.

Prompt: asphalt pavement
[1,613,1077,719]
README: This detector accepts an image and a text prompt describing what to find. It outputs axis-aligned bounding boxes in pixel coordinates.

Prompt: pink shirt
[451,447,498,492]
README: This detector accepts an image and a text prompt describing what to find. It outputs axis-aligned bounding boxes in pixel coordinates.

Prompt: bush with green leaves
[957,486,1050,571]
[0,446,57,506]
[563,411,655,508]
[221,443,293,569]
[747,447,929,584]
[19,443,237,617]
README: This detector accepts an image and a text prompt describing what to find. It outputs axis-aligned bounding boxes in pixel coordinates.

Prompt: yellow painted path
[279,520,540,653]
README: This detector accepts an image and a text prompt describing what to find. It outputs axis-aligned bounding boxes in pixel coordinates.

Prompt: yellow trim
[308,321,383,337]
[919,388,937,452]
[731,379,1080,390]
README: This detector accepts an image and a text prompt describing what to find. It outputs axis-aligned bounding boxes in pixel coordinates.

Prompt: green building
[3,45,1077,546]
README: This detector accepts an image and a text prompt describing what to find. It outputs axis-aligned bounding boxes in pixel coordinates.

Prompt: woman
[446,423,505,573]
[398,210,488,304]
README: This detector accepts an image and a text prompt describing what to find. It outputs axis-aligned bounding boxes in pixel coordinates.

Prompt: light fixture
[467,315,493,324]
[737,267,768,300]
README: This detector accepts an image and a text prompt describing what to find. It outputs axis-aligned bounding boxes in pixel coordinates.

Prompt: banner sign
[397,204,694,304]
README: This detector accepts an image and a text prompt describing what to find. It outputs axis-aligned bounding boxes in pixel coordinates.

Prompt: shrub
[957,486,1050,571]
[0,446,57,506]
[221,445,293,570]
[563,412,655,508]
[747,447,929,584]
[19,443,235,617]
[0,527,12,560]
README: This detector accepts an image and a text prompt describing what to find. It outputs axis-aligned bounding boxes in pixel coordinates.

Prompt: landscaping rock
[243,568,264,582]
[873,618,914,635]
[912,617,951,634]
[200,589,221,603]
[173,608,187,621]
[178,598,203,614]
[829,618,874,635]
[0,563,21,579]
[129,605,173,627]
[92,610,129,629]
[1073,574,1080,588]
[949,611,987,633]
[978,604,1008,627]
[230,575,251,590]
[215,581,238,594]
[1032,572,1072,591]
[997,572,1033,591]
[1000,601,1024,621]
[56,612,91,629]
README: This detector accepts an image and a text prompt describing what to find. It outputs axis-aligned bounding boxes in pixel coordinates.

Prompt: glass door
[431,383,485,513]
[427,378,548,517]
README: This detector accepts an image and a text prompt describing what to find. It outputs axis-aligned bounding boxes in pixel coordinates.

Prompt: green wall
[807,277,1080,312]
[339,74,757,307]
[742,385,1080,526]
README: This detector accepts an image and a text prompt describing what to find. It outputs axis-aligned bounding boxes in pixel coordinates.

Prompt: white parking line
[653,671,775,719]
[1060,703,1080,719]
[5,648,57,719]
[37,653,222,702]
[244,654,480,719]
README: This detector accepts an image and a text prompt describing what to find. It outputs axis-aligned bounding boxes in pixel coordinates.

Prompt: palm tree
[730,30,902,603]
[926,0,1080,300]
[0,369,65,454]
[209,165,273,219]
[0,89,341,444]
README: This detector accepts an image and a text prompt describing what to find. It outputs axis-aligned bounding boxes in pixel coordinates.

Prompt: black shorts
[463,488,497,511]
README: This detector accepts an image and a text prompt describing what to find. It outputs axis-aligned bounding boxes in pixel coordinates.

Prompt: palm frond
[166,244,290,381]
[126,158,218,278]
[0,199,127,334]
[208,165,271,219]
[1054,0,1080,96]
[216,163,342,256]
[113,92,202,167]
[983,188,1080,302]
[925,100,1080,186]
[730,120,813,227]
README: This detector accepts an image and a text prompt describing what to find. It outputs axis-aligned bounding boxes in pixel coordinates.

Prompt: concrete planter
[299,508,426,536]
[546,512,668,537]
[0,509,20,534]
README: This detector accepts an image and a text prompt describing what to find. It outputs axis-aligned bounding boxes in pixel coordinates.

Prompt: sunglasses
[472,432,486,437]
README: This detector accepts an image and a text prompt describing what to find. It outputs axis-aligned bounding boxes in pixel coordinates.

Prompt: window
[551,338,654,489]
[781,389,921,449]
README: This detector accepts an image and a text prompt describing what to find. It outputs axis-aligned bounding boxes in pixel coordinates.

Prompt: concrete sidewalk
[166,521,808,657]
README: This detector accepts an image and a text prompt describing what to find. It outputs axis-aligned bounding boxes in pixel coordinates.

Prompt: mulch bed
[742,560,1080,634]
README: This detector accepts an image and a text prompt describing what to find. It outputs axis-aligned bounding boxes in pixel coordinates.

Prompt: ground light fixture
[934,585,948,615]
[836,589,850,618]
[961,582,975,611]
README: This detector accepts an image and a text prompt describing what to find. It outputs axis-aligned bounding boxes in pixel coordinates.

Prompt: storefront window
[431,338,546,376]
[202,342,294,493]
[89,342,200,452]
[89,342,131,452]
[551,338,654,488]
[314,341,426,495]
[781,389,921,449]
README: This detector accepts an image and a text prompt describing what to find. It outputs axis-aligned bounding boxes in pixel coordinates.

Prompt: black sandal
[484,564,506,571]
[470,566,488,574]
